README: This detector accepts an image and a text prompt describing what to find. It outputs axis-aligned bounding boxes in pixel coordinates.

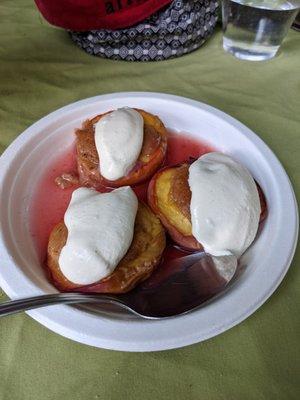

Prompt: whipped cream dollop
[59,186,138,285]
[188,152,261,257]
[95,107,144,181]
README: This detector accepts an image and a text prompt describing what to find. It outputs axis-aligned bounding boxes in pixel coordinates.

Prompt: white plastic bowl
[0,92,298,351]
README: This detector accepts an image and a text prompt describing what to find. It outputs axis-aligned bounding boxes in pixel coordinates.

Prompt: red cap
[34,0,172,31]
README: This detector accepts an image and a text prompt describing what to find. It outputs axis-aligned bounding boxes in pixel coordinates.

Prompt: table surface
[0,1,299,399]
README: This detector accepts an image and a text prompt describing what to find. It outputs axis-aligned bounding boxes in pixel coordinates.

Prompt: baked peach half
[148,163,267,251]
[47,202,166,293]
[148,164,202,251]
[76,109,167,188]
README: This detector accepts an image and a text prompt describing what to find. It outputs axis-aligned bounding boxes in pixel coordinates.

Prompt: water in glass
[222,0,300,60]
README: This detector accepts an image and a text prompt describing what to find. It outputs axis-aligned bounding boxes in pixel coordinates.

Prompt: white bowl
[0,92,298,351]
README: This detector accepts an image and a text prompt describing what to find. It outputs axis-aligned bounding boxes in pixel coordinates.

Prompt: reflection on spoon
[119,252,238,318]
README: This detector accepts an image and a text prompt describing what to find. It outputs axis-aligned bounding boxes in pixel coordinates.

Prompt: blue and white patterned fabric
[70,0,219,61]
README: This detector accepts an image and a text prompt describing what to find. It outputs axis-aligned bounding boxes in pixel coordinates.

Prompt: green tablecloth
[1,1,299,399]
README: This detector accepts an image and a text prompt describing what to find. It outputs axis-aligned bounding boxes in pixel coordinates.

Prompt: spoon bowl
[0,253,237,318]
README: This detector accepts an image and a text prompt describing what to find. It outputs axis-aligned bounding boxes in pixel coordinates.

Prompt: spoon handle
[0,293,123,317]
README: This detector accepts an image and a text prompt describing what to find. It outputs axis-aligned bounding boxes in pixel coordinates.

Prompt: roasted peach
[76,109,167,188]
[47,202,166,293]
[148,163,202,251]
[148,163,267,251]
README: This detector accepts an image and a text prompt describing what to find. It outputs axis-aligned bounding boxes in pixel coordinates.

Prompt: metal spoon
[0,253,237,319]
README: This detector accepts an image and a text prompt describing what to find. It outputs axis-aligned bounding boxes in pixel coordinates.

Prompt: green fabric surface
[0,1,299,399]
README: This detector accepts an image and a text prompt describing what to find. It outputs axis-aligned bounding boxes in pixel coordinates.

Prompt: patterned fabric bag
[70,0,219,61]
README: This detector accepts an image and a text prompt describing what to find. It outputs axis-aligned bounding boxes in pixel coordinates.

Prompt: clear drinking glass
[222,0,300,61]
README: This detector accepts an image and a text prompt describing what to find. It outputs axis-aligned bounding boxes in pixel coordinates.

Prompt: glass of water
[222,0,300,61]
